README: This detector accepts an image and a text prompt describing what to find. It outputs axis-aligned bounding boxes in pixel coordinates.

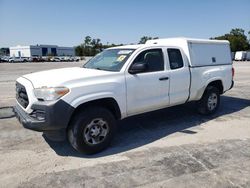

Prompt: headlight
[34,87,69,101]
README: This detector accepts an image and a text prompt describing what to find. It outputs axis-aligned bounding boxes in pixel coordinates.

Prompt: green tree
[139,36,158,44]
[212,28,250,52]
[75,45,83,56]
[90,38,103,56]
[248,31,250,44]
[0,48,10,56]
[75,36,124,56]
[84,36,92,47]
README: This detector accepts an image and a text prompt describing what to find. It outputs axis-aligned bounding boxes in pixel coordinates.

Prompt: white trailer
[235,51,247,61]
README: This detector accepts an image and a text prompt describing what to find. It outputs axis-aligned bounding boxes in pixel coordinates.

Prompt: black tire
[197,86,220,115]
[68,106,116,154]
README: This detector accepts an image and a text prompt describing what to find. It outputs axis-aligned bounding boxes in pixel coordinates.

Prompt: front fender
[62,92,127,119]
[69,92,117,108]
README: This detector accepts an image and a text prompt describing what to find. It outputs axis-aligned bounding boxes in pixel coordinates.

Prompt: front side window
[167,49,184,69]
[83,49,135,72]
[130,49,164,73]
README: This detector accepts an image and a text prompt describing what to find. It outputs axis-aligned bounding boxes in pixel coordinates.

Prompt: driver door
[125,48,170,116]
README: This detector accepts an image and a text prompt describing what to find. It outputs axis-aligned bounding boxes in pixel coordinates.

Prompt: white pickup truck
[14,38,234,154]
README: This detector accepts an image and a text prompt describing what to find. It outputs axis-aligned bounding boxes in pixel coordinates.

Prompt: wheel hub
[83,118,109,145]
[90,125,101,137]
[207,93,218,111]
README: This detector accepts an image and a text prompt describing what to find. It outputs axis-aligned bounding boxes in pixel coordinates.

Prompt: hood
[22,67,112,88]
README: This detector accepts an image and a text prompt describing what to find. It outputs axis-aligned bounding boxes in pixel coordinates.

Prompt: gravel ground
[0,61,250,187]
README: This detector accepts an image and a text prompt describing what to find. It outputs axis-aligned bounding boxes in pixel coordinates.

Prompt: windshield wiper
[94,67,110,71]
[83,67,114,72]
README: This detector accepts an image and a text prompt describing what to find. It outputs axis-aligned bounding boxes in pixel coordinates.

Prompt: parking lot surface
[0,61,250,187]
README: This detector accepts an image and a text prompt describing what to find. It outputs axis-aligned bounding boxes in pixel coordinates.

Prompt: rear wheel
[197,86,220,115]
[68,106,116,154]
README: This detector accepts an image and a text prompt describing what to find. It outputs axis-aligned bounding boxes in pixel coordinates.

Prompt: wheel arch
[195,79,224,101]
[69,97,122,124]
[206,80,224,94]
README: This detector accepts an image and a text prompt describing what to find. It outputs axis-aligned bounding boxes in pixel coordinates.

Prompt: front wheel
[197,86,220,115]
[68,106,116,154]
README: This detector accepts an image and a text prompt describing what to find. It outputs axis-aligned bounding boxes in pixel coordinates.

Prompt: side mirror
[128,63,147,74]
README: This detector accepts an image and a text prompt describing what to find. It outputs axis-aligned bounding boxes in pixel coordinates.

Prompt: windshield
[83,49,135,72]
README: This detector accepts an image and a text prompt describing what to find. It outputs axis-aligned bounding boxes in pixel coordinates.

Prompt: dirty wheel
[68,106,116,154]
[197,86,220,115]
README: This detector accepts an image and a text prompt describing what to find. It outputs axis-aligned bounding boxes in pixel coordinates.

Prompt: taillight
[232,67,235,78]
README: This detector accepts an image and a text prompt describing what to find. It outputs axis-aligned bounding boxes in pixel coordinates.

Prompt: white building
[9,45,75,57]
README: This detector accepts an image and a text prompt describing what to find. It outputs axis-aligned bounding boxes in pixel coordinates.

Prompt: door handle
[159,77,169,81]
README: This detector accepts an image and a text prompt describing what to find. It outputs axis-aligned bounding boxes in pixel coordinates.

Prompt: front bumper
[14,99,74,132]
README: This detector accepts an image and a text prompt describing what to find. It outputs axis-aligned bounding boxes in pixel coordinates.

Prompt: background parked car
[0,55,84,63]
[8,57,29,63]
[50,57,61,62]
[0,56,9,62]
[30,57,44,62]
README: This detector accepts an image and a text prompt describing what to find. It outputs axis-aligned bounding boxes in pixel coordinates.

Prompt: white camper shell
[146,38,232,67]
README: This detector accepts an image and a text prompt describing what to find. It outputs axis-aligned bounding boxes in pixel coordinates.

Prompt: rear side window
[167,49,184,69]
[132,49,164,72]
